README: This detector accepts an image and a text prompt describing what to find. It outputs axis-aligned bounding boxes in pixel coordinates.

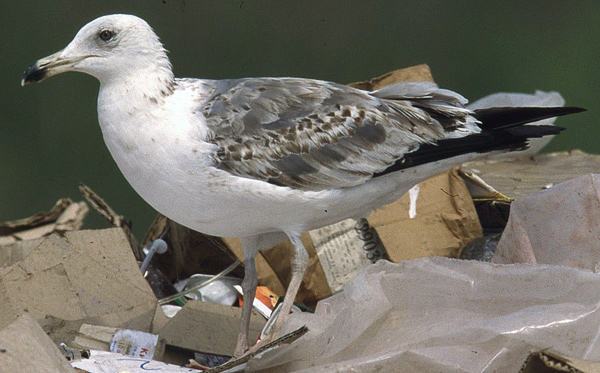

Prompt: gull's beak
[21,49,88,86]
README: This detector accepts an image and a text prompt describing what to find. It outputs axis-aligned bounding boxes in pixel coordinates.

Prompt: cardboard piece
[72,324,120,352]
[308,218,387,294]
[0,313,77,373]
[464,150,600,199]
[0,199,88,246]
[369,167,482,263]
[0,228,158,345]
[1,237,45,269]
[79,183,142,260]
[347,63,435,90]
[154,299,265,357]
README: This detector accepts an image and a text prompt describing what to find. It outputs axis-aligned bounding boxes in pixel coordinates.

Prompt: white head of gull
[22,14,583,361]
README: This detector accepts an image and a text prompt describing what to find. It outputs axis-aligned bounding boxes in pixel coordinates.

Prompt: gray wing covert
[200,78,475,191]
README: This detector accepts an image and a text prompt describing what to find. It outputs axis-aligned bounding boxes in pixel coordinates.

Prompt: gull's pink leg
[233,241,259,357]
[232,234,308,358]
[265,234,308,343]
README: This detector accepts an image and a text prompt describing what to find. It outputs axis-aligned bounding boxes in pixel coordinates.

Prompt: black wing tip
[474,106,587,115]
[527,106,587,117]
[507,124,565,137]
[562,106,587,114]
[372,106,584,179]
[473,106,586,130]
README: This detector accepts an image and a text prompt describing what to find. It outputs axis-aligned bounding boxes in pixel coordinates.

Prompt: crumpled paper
[245,257,600,372]
[493,173,600,268]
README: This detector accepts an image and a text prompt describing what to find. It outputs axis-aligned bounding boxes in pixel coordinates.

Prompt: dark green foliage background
[1,1,597,238]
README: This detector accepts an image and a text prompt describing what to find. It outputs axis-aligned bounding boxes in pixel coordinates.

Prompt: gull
[21,14,584,358]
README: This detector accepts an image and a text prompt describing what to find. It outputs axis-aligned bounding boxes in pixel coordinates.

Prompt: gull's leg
[268,233,308,341]
[231,233,308,359]
[233,238,259,358]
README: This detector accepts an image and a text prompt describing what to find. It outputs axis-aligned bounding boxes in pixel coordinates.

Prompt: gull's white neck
[98,60,174,111]
[94,58,213,202]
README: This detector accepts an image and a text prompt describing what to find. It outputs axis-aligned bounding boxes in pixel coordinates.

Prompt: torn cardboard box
[0,199,87,246]
[369,167,481,263]
[0,313,77,373]
[464,150,600,199]
[0,228,157,345]
[154,300,265,356]
[347,63,434,90]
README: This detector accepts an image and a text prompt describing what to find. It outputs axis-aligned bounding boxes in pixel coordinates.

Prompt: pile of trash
[1,65,598,372]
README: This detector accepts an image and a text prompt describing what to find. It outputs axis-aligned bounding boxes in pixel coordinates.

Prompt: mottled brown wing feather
[200,78,475,191]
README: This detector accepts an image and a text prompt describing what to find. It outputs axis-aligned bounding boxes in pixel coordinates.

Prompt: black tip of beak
[21,63,47,86]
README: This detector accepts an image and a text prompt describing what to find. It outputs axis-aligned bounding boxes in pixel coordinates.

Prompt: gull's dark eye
[99,30,114,41]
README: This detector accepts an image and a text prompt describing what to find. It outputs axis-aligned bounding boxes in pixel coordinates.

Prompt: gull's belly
[121,158,423,239]
[123,163,331,237]
[104,129,457,239]
[101,131,332,237]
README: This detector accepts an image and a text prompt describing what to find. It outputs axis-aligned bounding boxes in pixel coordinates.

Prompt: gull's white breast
[94,81,332,237]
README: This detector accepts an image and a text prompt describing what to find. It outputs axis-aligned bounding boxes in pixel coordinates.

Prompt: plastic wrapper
[245,257,600,372]
[175,274,241,306]
[493,173,600,268]
[468,90,565,110]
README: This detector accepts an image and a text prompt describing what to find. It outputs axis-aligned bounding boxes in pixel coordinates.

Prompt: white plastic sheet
[493,173,600,268]
[245,257,600,372]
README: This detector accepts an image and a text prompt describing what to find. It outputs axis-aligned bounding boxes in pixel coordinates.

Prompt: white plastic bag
[493,173,600,269]
[248,257,600,372]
